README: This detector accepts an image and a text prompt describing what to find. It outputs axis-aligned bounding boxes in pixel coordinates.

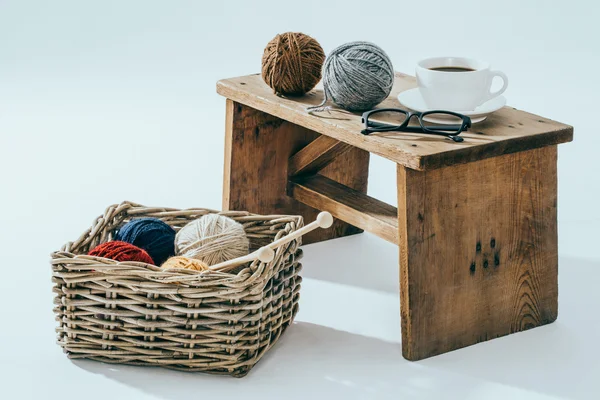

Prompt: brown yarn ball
[261,32,325,96]
[161,256,209,272]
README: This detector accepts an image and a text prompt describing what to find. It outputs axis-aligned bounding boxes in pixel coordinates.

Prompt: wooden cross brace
[287,135,398,244]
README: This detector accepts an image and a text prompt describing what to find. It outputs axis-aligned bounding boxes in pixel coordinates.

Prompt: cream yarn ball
[175,214,249,265]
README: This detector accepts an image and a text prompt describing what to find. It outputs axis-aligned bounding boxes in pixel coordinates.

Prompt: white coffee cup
[416,57,508,111]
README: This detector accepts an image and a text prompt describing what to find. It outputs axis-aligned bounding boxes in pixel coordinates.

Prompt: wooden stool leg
[397,146,558,360]
[223,100,370,244]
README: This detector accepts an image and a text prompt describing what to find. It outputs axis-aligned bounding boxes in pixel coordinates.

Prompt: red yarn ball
[88,241,155,265]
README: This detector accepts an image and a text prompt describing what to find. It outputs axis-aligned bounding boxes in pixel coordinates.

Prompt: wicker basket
[51,201,304,377]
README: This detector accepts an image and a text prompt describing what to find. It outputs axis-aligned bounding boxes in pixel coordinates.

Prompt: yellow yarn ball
[161,256,209,272]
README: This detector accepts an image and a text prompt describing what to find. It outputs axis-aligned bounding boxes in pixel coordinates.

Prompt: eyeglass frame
[361,108,472,142]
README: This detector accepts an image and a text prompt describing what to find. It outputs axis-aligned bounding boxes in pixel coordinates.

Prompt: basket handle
[209,211,333,272]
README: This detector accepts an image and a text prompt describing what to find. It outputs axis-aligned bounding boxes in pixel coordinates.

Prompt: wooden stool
[217,72,573,361]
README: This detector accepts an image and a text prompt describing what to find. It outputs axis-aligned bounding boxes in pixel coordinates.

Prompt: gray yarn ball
[308,41,394,112]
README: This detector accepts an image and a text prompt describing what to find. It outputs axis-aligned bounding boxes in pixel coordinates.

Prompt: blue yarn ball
[115,218,176,265]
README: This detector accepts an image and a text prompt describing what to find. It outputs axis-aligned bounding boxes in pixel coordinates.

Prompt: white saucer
[397,88,506,123]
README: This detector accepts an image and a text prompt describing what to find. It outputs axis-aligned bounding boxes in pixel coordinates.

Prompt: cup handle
[484,70,508,102]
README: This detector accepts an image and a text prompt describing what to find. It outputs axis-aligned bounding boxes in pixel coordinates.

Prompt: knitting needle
[210,211,333,271]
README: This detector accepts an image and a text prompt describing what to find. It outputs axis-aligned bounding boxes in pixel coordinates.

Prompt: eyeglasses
[361,108,471,142]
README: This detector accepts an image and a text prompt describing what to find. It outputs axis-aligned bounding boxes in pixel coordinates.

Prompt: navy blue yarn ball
[115,218,176,265]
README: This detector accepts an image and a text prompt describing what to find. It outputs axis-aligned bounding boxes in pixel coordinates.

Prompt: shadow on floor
[74,322,520,400]
[74,254,599,400]
[300,232,400,294]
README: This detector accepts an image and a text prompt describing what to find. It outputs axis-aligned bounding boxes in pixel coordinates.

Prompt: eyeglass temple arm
[367,120,464,131]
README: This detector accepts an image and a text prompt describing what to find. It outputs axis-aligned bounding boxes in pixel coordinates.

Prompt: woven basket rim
[51,200,303,283]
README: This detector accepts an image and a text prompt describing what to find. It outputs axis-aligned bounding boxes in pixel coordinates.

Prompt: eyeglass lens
[420,112,464,134]
[366,110,409,128]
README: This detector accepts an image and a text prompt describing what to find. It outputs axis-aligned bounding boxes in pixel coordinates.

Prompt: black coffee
[429,66,476,72]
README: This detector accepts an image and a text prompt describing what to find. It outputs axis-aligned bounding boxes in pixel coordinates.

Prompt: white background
[1,0,598,399]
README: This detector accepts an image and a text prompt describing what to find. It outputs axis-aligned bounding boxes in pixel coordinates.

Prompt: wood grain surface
[397,145,558,360]
[217,73,573,170]
[223,100,370,244]
[289,174,398,244]
[288,135,352,177]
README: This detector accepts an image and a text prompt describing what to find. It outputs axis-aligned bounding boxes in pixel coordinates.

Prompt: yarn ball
[88,241,155,265]
[309,41,394,112]
[115,218,176,265]
[261,32,325,96]
[161,256,209,272]
[175,214,249,266]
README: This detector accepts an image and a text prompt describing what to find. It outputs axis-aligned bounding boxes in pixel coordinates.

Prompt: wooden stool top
[217,73,572,170]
